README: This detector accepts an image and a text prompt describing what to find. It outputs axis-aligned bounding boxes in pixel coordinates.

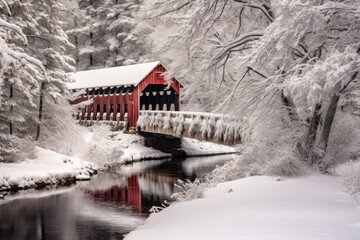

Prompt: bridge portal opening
[140,85,179,111]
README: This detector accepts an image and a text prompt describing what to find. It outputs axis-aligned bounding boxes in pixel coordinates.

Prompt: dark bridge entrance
[140,85,179,111]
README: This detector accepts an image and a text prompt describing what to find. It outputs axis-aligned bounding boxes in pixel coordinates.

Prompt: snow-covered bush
[335,161,360,207]
[38,96,89,157]
[0,135,36,162]
[172,178,211,202]
[84,125,124,166]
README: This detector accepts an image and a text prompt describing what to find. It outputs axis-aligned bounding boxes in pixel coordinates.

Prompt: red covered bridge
[68,62,242,145]
[68,61,182,130]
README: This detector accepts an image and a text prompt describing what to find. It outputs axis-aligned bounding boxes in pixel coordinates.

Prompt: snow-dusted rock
[7,178,19,189]
[76,174,91,181]
[27,180,37,188]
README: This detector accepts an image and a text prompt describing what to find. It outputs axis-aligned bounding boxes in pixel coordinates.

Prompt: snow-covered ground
[125,175,360,240]
[85,127,171,167]
[112,132,171,162]
[0,147,96,191]
[86,126,236,167]
[181,137,237,156]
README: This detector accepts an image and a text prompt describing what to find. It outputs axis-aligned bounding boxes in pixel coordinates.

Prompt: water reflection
[86,176,142,213]
[0,190,143,240]
[0,154,235,240]
[1,192,80,240]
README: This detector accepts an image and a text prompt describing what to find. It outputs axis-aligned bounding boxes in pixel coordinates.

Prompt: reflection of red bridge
[90,176,141,213]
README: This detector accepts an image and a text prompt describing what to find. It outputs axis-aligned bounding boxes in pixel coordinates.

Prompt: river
[0,155,235,240]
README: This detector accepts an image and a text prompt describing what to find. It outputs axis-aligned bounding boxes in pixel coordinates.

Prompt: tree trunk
[36,82,45,141]
[90,53,93,66]
[304,103,322,165]
[9,84,13,135]
[306,103,322,148]
[281,91,298,122]
[90,31,93,66]
[74,35,79,65]
[319,93,339,153]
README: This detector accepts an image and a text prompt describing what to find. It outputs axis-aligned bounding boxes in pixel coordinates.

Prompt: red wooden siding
[70,63,181,128]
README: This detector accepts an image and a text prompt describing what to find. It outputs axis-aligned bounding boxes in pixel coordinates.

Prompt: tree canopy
[69,0,146,70]
[140,0,360,175]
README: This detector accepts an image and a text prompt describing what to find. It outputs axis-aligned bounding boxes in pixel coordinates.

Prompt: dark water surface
[0,155,235,240]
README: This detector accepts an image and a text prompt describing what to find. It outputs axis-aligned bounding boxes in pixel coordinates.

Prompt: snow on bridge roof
[67,61,161,90]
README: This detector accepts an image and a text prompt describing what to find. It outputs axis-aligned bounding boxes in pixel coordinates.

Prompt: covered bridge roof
[67,61,161,90]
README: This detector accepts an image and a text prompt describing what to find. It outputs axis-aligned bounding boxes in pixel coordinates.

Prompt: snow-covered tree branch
[140,0,360,174]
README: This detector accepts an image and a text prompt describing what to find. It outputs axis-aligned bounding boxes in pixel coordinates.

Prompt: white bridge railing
[137,110,244,145]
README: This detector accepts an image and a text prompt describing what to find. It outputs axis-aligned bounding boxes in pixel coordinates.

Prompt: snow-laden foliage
[1,1,79,162]
[0,0,47,162]
[69,0,147,70]
[38,96,89,156]
[287,47,360,118]
[172,178,211,202]
[335,160,360,207]
[84,125,124,166]
[140,0,360,176]
[0,135,36,163]
[9,0,77,146]
[323,113,360,169]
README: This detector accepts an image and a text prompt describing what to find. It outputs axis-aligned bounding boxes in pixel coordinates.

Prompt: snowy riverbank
[0,147,96,192]
[86,126,237,167]
[0,127,237,194]
[180,137,237,156]
[125,174,360,240]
